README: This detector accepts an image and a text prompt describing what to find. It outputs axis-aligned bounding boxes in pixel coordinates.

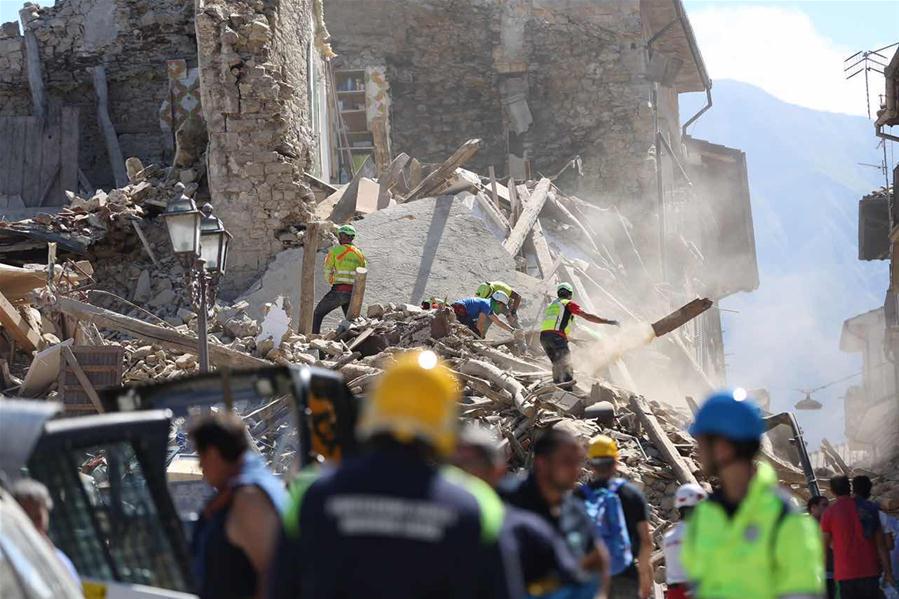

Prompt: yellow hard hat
[357,350,461,456]
[587,434,619,462]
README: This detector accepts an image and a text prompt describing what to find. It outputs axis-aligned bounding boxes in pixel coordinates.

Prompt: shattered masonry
[196,0,317,292]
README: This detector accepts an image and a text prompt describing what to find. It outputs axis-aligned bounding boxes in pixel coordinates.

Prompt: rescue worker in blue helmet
[312,224,367,334]
[681,389,825,599]
[272,350,522,599]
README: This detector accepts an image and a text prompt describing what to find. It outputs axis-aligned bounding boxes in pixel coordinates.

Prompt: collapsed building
[0,1,761,439]
[846,45,899,463]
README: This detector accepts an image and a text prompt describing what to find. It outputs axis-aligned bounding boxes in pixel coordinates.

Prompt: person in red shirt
[821,475,896,599]
[539,283,619,385]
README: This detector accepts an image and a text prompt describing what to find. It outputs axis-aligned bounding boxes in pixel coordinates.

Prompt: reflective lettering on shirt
[325,495,459,542]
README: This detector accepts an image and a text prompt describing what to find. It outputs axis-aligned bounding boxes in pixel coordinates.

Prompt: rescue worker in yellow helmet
[541,282,619,385]
[275,351,523,599]
[681,390,824,599]
[313,224,367,334]
[476,281,522,328]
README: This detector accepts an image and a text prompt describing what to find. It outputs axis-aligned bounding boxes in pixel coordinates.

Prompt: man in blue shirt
[452,294,519,338]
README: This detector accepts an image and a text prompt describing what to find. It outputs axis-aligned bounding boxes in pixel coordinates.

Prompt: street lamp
[163,187,230,373]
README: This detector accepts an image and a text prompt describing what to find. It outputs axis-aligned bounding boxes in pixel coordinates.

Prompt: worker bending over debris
[682,390,825,599]
[313,224,367,334]
[540,282,619,385]
[452,293,520,339]
[476,281,522,328]
[275,350,520,599]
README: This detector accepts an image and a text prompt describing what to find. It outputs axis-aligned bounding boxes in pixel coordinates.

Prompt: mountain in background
[681,79,889,448]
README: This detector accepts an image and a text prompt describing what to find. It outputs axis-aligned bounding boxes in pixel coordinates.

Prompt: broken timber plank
[61,346,104,413]
[629,394,699,486]
[507,177,520,225]
[345,267,368,320]
[329,155,369,223]
[297,221,321,335]
[53,296,268,369]
[529,219,555,281]
[402,139,481,202]
[19,9,47,121]
[821,438,852,476]
[92,66,128,187]
[377,152,410,209]
[0,290,41,353]
[503,178,551,257]
[488,166,501,212]
[474,192,511,234]
[651,298,713,338]
[130,220,159,265]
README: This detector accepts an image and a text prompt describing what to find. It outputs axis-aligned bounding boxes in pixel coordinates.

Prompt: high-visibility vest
[541,299,574,335]
[476,281,513,299]
[323,243,366,285]
[681,462,825,599]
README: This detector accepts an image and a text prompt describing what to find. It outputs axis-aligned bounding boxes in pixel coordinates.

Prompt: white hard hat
[674,483,706,508]
[491,290,510,305]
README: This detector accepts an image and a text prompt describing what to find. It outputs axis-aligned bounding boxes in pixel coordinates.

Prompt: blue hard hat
[688,390,764,441]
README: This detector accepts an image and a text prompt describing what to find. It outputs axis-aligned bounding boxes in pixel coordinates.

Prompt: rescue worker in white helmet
[273,351,522,599]
[313,224,366,334]
[476,281,522,328]
[540,282,619,385]
[662,484,706,599]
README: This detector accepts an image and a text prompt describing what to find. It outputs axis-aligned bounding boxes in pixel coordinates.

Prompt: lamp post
[163,187,231,373]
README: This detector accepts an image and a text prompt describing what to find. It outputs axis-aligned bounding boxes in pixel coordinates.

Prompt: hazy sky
[684,0,899,116]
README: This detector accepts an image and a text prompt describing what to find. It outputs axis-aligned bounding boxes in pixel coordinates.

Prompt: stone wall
[325,0,506,173]
[195,0,316,294]
[1,0,197,188]
[326,0,655,203]
[0,21,30,115]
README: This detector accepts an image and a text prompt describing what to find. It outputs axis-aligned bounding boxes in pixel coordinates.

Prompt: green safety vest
[283,465,504,545]
[476,281,513,300]
[681,461,825,599]
[541,299,574,335]
[323,243,367,285]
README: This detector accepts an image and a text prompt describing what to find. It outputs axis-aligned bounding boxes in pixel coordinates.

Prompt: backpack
[579,478,633,575]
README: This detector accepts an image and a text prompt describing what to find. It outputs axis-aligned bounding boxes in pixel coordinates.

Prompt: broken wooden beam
[53,296,269,369]
[297,222,321,335]
[503,178,551,257]
[61,346,104,413]
[329,156,369,223]
[403,139,482,202]
[377,153,410,209]
[459,358,532,416]
[474,192,511,234]
[0,290,41,353]
[19,9,47,121]
[92,66,128,188]
[346,267,368,320]
[629,394,699,486]
[651,298,714,338]
[821,438,852,476]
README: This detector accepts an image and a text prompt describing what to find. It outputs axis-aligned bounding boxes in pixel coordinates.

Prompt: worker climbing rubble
[312,224,367,334]
[662,483,706,599]
[452,292,521,339]
[682,389,825,599]
[476,281,522,328]
[273,350,522,598]
[540,282,620,385]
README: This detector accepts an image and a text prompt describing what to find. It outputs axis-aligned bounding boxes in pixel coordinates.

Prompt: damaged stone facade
[0,0,198,187]
[195,0,317,292]
[325,0,655,211]
[1,0,322,294]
